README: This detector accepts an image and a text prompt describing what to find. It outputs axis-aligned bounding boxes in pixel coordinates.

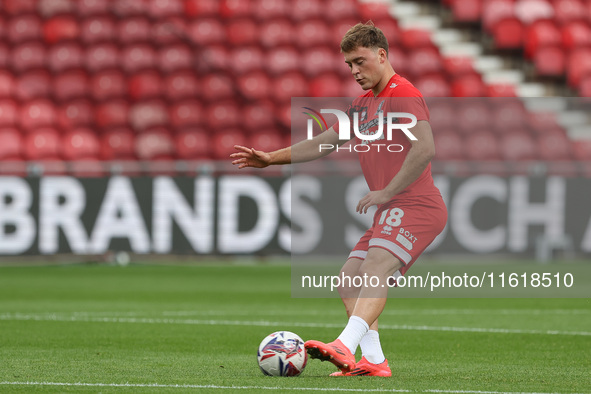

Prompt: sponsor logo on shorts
[397,228,418,251]
[381,225,393,236]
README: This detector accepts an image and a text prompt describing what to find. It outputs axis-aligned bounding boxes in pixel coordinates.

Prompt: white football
[257,331,307,376]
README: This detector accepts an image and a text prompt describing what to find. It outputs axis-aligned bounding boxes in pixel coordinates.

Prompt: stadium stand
[0,0,588,177]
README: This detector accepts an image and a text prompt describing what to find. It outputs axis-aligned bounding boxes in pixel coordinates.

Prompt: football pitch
[0,262,589,393]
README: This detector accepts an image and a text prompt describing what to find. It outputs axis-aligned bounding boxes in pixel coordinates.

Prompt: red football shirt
[334,73,440,199]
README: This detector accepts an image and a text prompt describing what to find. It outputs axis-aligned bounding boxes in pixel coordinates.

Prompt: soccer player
[231,22,447,377]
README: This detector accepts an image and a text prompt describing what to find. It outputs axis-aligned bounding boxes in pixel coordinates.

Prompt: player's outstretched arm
[230,127,343,169]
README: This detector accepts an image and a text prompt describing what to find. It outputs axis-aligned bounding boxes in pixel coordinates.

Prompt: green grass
[0,263,589,393]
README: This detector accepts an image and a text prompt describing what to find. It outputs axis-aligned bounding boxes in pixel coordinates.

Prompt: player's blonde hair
[340,21,389,55]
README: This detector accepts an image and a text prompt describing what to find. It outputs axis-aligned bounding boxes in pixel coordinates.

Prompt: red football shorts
[349,194,447,279]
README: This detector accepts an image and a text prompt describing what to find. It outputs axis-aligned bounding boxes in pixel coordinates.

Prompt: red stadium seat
[486,83,517,97]
[272,72,309,102]
[533,46,566,76]
[324,0,358,22]
[237,72,272,100]
[554,0,587,25]
[211,130,247,160]
[567,47,591,87]
[253,0,290,20]
[185,0,219,17]
[62,128,101,160]
[11,42,47,72]
[148,0,183,18]
[19,99,57,131]
[450,0,482,22]
[242,101,276,132]
[135,129,175,160]
[164,71,200,101]
[158,44,193,73]
[53,71,90,102]
[388,46,408,77]
[400,29,432,50]
[85,44,119,73]
[200,45,230,73]
[129,101,168,131]
[188,18,226,46]
[492,100,527,132]
[7,15,42,44]
[277,102,292,128]
[432,129,464,161]
[443,56,474,76]
[290,0,322,21]
[309,73,345,97]
[201,73,234,102]
[206,102,241,129]
[101,128,136,160]
[514,0,554,24]
[406,46,443,77]
[95,100,130,130]
[524,20,561,59]
[226,19,259,46]
[230,47,264,75]
[0,71,15,98]
[175,129,211,159]
[43,16,79,44]
[220,0,251,18]
[129,71,164,100]
[15,70,51,101]
[330,19,360,47]
[0,128,23,160]
[426,99,456,131]
[78,0,112,16]
[57,100,95,130]
[294,20,332,49]
[118,17,151,44]
[451,73,486,97]
[465,130,502,161]
[492,17,524,49]
[537,130,572,161]
[259,20,294,48]
[39,0,76,16]
[81,16,116,44]
[91,70,127,102]
[0,44,8,70]
[571,139,591,161]
[0,100,18,128]
[3,0,37,15]
[414,74,451,97]
[151,17,188,46]
[358,2,390,21]
[561,21,591,51]
[500,132,537,161]
[121,44,156,74]
[482,0,514,33]
[48,43,84,73]
[302,47,337,78]
[456,100,492,134]
[169,100,203,129]
[23,128,61,160]
[249,130,284,153]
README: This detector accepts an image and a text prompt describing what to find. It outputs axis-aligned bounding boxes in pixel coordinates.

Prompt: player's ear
[378,48,388,63]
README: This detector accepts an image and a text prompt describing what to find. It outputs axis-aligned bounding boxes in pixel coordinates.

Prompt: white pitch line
[1,313,589,336]
[0,381,581,394]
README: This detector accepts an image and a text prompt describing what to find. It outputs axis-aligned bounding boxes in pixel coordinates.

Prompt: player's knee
[359,255,399,278]
[337,262,361,299]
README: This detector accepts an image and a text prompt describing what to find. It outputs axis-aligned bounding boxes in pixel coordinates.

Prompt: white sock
[359,330,386,364]
[337,316,369,355]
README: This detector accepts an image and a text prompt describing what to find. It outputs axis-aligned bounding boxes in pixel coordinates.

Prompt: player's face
[344,46,387,91]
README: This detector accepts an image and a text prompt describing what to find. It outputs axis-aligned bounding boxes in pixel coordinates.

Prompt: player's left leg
[305,248,402,373]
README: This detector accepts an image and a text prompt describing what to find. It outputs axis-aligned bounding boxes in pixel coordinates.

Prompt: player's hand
[230,145,271,169]
[356,190,391,214]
